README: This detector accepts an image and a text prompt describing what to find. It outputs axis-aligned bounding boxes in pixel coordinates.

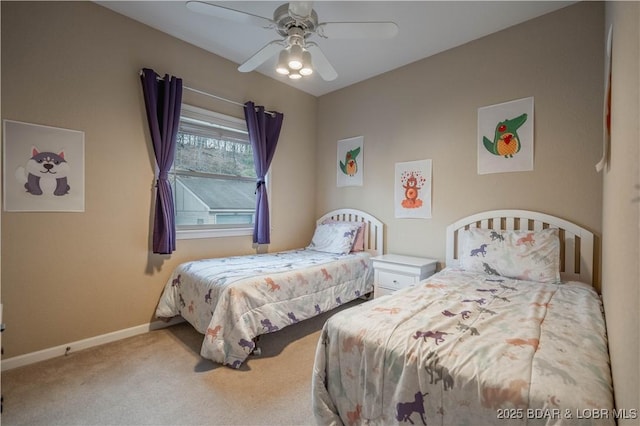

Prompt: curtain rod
[184,85,276,116]
[139,70,244,108]
[140,70,277,116]
[183,85,245,108]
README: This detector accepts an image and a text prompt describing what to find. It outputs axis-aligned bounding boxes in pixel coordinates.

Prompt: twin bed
[155,208,383,368]
[312,210,614,426]
[155,208,614,425]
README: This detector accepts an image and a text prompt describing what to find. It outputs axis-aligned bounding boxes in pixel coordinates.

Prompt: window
[170,104,258,239]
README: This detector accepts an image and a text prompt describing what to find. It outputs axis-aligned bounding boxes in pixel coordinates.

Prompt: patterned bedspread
[156,249,373,368]
[312,268,614,426]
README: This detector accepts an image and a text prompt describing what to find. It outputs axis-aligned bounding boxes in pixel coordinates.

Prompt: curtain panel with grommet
[243,101,284,245]
[140,68,183,254]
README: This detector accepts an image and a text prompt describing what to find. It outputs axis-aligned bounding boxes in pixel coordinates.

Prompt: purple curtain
[140,68,183,254]
[244,101,284,244]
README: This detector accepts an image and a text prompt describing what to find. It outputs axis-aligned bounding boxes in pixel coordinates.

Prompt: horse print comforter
[156,249,372,368]
[312,267,614,426]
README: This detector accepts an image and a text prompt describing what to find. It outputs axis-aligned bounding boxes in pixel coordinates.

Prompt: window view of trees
[174,132,256,178]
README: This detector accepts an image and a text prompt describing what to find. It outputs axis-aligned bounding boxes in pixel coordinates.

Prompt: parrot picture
[482,113,528,158]
[339,147,360,176]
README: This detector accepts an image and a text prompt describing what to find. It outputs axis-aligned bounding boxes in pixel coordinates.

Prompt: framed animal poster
[477,97,534,175]
[394,159,432,219]
[3,120,85,212]
[337,136,363,187]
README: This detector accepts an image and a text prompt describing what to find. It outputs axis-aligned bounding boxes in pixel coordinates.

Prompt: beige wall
[602,2,640,419]
[1,1,317,358]
[316,2,605,281]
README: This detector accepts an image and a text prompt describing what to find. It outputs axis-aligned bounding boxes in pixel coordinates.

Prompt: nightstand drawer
[377,270,417,290]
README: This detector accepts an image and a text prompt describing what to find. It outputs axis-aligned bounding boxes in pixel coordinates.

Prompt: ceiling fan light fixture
[189,1,400,82]
[299,50,313,76]
[287,44,303,70]
[275,50,290,75]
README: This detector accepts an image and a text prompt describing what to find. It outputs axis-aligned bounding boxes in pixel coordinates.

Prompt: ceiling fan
[185,1,399,81]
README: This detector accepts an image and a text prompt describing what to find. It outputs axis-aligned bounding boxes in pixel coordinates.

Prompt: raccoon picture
[16,147,71,196]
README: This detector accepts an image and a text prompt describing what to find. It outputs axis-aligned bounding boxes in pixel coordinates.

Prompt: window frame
[173,104,265,240]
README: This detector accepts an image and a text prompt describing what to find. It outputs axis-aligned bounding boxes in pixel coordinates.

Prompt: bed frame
[445,209,595,285]
[317,208,384,256]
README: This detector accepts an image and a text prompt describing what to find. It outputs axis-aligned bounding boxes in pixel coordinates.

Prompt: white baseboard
[1,317,185,371]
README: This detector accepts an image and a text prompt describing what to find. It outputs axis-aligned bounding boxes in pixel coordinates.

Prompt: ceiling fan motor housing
[273,3,318,38]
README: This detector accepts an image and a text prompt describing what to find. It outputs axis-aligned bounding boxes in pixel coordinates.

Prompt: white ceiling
[96,1,574,97]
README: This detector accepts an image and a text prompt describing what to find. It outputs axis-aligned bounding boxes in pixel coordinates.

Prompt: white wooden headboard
[317,209,384,256]
[446,209,595,285]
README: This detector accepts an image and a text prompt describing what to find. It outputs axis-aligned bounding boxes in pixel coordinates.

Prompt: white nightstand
[371,254,438,298]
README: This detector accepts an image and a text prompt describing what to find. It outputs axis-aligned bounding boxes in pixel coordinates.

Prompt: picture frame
[477,96,534,175]
[336,136,364,187]
[394,159,432,219]
[3,120,85,212]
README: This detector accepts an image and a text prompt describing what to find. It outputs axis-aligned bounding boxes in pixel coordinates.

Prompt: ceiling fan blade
[238,40,285,73]
[316,22,399,39]
[186,1,275,29]
[306,43,337,81]
[288,1,313,19]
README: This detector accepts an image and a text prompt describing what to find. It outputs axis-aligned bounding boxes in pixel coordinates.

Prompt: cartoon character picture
[394,159,432,219]
[16,147,71,196]
[482,113,528,158]
[3,119,84,212]
[477,97,534,175]
[337,136,364,187]
[339,147,360,177]
[400,170,426,209]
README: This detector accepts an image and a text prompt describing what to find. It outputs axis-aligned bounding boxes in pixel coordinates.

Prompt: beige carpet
[1,299,363,426]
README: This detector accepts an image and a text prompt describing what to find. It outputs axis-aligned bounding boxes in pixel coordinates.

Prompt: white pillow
[307,222,361,255]
[321,219,366,252]
[459,228,561,283]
